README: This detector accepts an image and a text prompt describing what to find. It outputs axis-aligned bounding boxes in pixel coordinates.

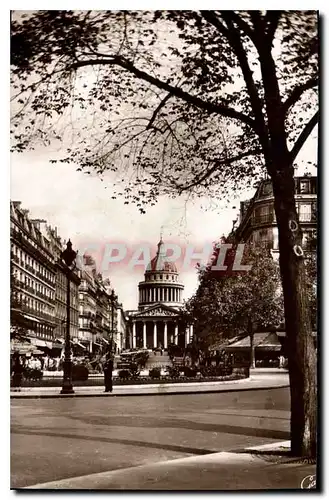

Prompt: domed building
[128,237,193,350]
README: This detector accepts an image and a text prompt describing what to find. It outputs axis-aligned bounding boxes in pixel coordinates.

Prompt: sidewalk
[26,441,317,490]
[11,371,289,398]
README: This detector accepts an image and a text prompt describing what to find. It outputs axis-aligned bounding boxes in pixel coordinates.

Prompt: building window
[300,180,310,194]
[261,181,273,196]
[299,204,311,222]
[253,204,273,224]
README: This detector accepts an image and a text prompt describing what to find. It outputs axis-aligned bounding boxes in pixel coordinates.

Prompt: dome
[146,237,177,273]
[146,257,177,273]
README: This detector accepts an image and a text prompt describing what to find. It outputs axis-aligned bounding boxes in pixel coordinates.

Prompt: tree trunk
[250,333,255,369]
[271,164,317,457]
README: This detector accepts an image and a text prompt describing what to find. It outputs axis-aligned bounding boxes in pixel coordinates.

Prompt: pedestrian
[11,352,24,391]
[103,354,114,393]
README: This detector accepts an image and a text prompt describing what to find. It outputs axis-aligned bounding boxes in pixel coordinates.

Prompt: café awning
[210,336,241,351]
[30,338,47,347]
[11,340,41,355]
[51,343,63,349]
[225,332,282,352]
[73,341,87,350]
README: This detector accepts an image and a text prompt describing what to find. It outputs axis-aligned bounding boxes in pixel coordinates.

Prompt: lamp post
[249,319,257,370]
[109,289,117,355]
[60,240,77,394]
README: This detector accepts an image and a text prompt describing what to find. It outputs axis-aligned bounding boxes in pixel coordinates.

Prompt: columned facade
[129,317,194,349]
[128,237,188,350]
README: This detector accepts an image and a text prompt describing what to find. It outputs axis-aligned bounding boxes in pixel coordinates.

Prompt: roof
[209,336,241,351]
[226,332,282,351]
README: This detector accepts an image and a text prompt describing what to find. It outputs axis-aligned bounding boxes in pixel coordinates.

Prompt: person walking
[103,354,114,393]
[11,352,24,391]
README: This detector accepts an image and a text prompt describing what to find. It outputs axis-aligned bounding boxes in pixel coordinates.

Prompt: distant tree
[11,10,318,456]
[182,241,284,367]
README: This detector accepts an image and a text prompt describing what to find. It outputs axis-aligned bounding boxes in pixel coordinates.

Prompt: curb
[10,383,289,399]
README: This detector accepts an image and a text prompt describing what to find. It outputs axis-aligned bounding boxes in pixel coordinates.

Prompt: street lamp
[109,289,117,355]
[60,240,77,394]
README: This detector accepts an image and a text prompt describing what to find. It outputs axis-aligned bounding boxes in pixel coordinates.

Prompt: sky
[11,132,317,311]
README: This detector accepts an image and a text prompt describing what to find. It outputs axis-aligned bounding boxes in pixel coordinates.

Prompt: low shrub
[232,363,250,378]
[200,365,233,377]
[149,367,161,379]
[165,365,181,379]
[183,366,198,378]
[24,368,43,381]
[118,369,131,380]
[129,363,140,378]
[72,364,89,382]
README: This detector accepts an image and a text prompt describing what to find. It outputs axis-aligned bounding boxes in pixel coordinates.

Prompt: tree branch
[249,11,264,34]
[290,111,319,162]
[146,92,172,130]
[71,56,256,129]
[174,148,261,192]
[282,78,318,116]
[201,11,269,153]
[264,11,281,45]
[226,11,256,42]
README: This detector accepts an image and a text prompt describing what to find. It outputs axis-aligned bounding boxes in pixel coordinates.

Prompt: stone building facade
[10,201,126,357]
[233,175,317,258]
[128,238,193,350]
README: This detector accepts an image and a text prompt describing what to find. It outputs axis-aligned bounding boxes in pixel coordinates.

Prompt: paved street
[11,387,291,489]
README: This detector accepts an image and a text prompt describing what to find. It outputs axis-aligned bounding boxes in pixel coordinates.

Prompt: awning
[11,341,33,353]
[23,314,40,323]
[226,332,283,352]
[51,343,63,349]
[30,338,47,347]
[73,341,87,350]
[256,345,282,352]
[93,342,103,347]
[55,338,65,344]
[101,338,109,344]
[210,336,241,351]
[11,341,42,355]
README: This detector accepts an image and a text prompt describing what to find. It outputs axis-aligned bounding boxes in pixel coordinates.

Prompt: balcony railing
[15,282,55,304]
[12,257,55,288]
[11,254,20,264]
[11,228,56,272]
[299,212,317,223]
[14,302,56,323]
